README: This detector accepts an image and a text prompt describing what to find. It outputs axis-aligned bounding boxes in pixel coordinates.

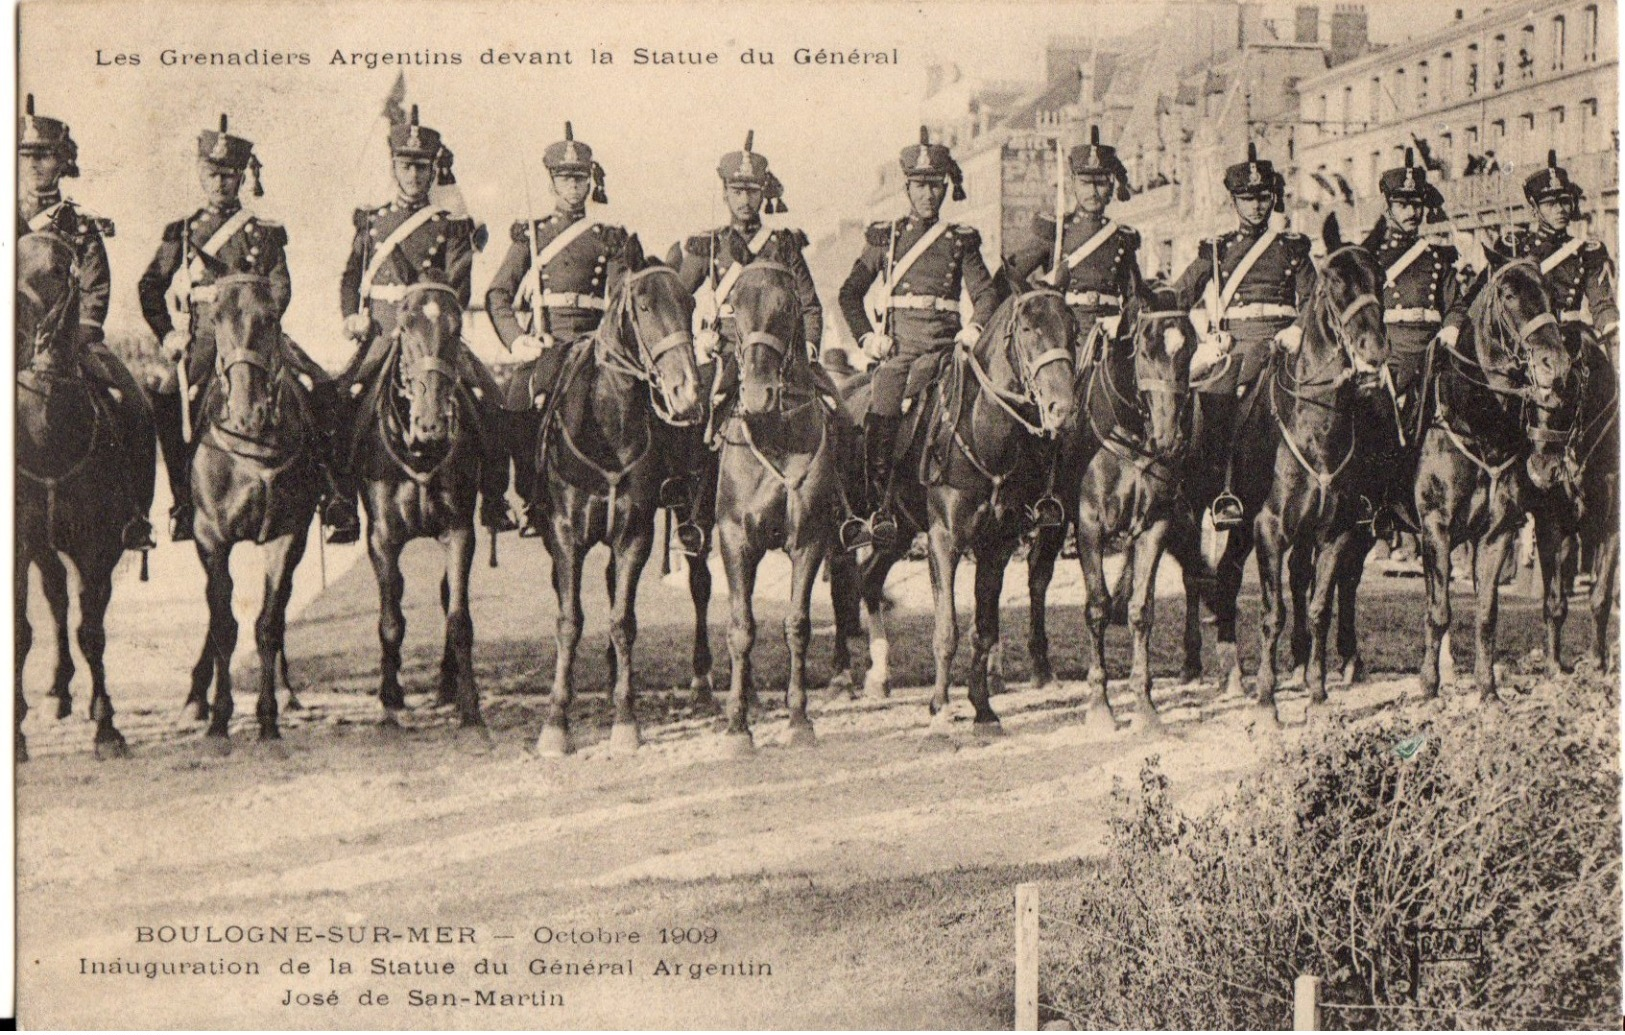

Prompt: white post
[1293,973,1320,1031]
[1015,884,1039,1030]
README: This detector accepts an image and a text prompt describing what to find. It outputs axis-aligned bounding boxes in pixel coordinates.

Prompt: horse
[15,231,155,761]
[1524,320,1618,673]
[183,274,324,745]
[837,288,1077,731]
[352,279,489,730]
[712,262,847,753]
[528,262,702,756]
[1251,238,1389,722]
[1074,286,1208,730]
[1416,254,1578,703]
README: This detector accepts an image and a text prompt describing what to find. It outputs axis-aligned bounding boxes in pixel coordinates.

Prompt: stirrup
[168,505,195,543]
[673,521,707,556]
[121,516,157,552]
[1209,491,1244,532]
[482,502,519,535]
[1027,496,1066,529]
[839,515,873,552]
[869,510,900,549]
[518,507,546,539]
[322,501,361,544]
[658,476,691,510]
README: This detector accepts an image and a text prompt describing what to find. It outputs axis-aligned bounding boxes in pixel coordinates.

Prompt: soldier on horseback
[138,114,348,544]
[334,105,515,536]
[1359,149,1469,544]
[837,127,997,547]
[1171,143,1315,530]
[17,95,155,553]
[665,131,827,552]
[1501,150,1618,354]
[485,122,645,538]
[997,124,1144,528]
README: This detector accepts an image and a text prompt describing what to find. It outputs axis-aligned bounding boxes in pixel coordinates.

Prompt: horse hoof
[1304,697,1332,722]
[203,733,232,757]
[1129,708,1163,736]
[1223,666,1245,700]
[1178,665,1203,687]
[95,734,132,761]
[609,723,642,756]
[1341,656,1366,686]
[535,725,574,758]
[181,701,209,725]
[1252,703,1283,730]
[827,671,855,698]
[785,722,818,748]
[1083,704,1117,734]
[863,673,891,700]
[926,709,955,737]
[455,724,494,753]
[972,719,1004,739]
[722,731,755,758]
[284,694,304,712]
[1286,665,1306,688]
[255,737,289,760]
[1479,690,1507,711]
[55,697,72,721]
[257,725,283,743]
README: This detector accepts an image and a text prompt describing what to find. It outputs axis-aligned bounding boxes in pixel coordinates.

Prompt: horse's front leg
[967,537,1014,731]
[1076,496,1115,727]
[35,548,74,719]
[1334,528,1374,685]
[1305,527,1349,707]
[1590,527,1618,671]
[1474,519,1518,705]
[368,518,409,717]
[1251,505,1286,725]
[254,531,309,741]
[538,520,587,757]
[78,547,128,759]
[606,519,653,755]
[860,547,904,700]
[197,537,238,747]
[15,550,32,763]
[1127,519,1169,731]
[1212,521,1253,700]
[1287,535,1313,683]
[783,532,824,747]
[825,549,861,696]
[1163,514,1207,683]
[925,519,961,726]
[1025,523,1063,688]
[719,514,761,753]
[687,526,716,705]
[437,570,457,706]
[445,525,483,731]
[1418,502,1454,699]
[1532,508,1574,675]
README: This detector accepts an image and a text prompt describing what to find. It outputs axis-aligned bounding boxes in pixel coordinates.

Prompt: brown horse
[838,288,1077,731]
[1252,241,1389,721]
[529,263,702,756]
[16,231,155,760]
[712,263,846,753]
[1075,286,1206,730]
[1417,255,1576,703]
[352,280,487,729]
[185,274,324,744]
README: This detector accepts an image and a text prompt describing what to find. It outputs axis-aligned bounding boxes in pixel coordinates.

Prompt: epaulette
[352,207,373,231]
[787,228,809,249]
[260,221,288,247]
[161,218,186,242]
[1033,212,1056,232]
[686,232,714,255]
[952,225,982,249]
[1117,224,1140,243]
[1582,239,1604,251]
[510,219,531,243]
[864,221,892,247]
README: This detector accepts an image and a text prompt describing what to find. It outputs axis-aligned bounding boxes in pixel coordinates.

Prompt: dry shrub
[1048,675,1621,1029]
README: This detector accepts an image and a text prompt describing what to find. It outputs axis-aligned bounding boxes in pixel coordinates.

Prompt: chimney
[1329,4,1370,66]
[1296,5,1320,43]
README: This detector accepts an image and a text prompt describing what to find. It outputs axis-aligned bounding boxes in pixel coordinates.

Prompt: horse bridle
[595,265,699,426]
[728,262,803,405]
[960,288,1075,438]
[209,273,289,428]
[391,281,464,438]
[1290,245,1382,399]
[1479,259,1564,392]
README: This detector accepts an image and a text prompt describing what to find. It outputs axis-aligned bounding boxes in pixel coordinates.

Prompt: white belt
[1064,291,1122,309]
[188,284,218,304]
[1384,307,1442,324]
[1561,310,1593,325]
[366,284,409,302]
[541,291,607,311]
[889,294,960,313]
[1224,302,1297,320]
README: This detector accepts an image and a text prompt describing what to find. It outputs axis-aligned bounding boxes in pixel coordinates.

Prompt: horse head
[1125,284,1197,458]
[600,260,701,425]
[17,231,81,377]
[983,288,1076,437]
[394,279,463,447]
[210,273,285,441]
[1475,252,1576,489]
[1309,240,1388,395]
[729,262,803,416]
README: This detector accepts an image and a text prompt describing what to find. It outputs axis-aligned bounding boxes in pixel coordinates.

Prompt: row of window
[1309,4,1605,137]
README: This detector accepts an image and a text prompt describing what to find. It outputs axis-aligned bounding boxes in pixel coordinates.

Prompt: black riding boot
[479,407,518,534]
[151,389,195,542]
[1197,394,1242,531]
[864,413,902,548]
[510,409,545,537]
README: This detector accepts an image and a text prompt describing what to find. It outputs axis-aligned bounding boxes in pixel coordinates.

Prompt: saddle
[533,336,598,467]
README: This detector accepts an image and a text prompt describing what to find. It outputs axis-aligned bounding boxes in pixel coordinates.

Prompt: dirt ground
[14,518,1601,1029]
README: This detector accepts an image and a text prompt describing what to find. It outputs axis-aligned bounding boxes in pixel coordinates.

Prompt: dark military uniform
[669,223,823,357]
[1002,212,1142,343]
[1504,226,1618,340]
[336,107,512,532]
[18,96,157,551]
[1366,222,1466,386]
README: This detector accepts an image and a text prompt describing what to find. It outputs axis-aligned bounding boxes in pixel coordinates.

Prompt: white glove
[954,323,983,347]
[694,327,721,362]
[343,313,373,341]
[511,334,547,363]
[1190,332,1233,379]
[861,331,895,360]
[161,329,190,363]
[1433,325,1461,349]
[1274,324,1304,353]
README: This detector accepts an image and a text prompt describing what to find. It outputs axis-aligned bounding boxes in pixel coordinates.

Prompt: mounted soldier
[334,104,515,535]
[837,126,997,545]
[485,122,645,538]
[1359,149,1468,542]
[139,114,348,543]
[1500,150,1618,355]
[1170,143,1315,530]
[19,94,155,552]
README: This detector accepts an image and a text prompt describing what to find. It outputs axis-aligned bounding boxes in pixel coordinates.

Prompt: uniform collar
[1070,209,1107,229]
[392,194,430,213]
[1383,225,1418,249]
[1234,219,1268,240]
[1534,223,1568,244]
[730,219,762,238]
[20,190,60,218]
[555,205,585,223]
[906,213,939,231]
[205,198,242,217]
